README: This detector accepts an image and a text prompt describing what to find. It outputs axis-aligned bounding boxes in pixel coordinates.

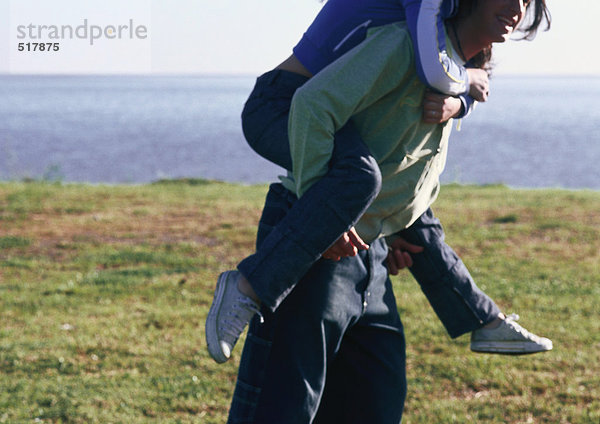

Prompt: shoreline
[1,178,599,193]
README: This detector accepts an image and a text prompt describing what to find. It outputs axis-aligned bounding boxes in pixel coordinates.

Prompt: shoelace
[504,313,540,340]
[222,296,263,341]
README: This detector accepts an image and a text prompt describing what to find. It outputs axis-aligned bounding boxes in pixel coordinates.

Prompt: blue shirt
[292,0,474,115]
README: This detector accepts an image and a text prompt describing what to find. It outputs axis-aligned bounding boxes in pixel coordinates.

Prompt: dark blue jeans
[238,70,382,311]
[238,69,500,338]
[228,184,406,424]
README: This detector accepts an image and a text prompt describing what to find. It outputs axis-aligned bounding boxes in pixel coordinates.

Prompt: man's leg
[228,192,394,423]
[314,240,406,424]
[250,252,376,423]
[226,315,273,424]
[229,250,379,423]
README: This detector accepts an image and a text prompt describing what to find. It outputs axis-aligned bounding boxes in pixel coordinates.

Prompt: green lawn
[0,180,598,423]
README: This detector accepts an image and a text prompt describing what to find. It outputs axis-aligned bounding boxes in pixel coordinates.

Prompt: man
[227,0,551,422]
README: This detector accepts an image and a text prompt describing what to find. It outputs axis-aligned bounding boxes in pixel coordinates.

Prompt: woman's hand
[466,68,490,102]
[386,236,424,275]
[422,90,463,124]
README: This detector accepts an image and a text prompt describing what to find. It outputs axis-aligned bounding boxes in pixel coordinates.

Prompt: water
[445,75,600,189]
[1,74,599,189]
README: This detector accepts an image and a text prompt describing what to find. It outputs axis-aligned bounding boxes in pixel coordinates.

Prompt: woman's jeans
[238,69,382,311]
[238,69,500,337]
[228,184,407,424]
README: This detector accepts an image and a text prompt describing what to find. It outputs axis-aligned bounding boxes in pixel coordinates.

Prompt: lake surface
[1,74,599,189]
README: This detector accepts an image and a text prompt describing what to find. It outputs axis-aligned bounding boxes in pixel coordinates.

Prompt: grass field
[0,180,598,423]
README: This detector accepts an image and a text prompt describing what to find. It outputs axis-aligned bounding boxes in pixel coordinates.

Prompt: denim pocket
[227,331,272,424]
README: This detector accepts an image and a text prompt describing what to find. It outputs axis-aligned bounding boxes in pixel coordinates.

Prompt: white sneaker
[206,271,261,363]
[470,314,553,355]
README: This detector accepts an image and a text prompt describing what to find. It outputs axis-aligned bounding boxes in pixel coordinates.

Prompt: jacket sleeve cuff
[456,94,475,119]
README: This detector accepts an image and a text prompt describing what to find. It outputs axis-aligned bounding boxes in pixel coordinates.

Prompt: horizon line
[1,71,599,79]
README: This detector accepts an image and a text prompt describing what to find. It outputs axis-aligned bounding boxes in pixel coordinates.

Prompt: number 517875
[18,42,60,52]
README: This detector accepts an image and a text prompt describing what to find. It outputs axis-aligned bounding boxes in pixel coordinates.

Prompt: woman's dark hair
[454,0,551,37]
[519,0,552,40]
[454,0,551,72]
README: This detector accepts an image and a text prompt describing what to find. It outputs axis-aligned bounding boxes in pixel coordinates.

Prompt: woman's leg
[399,208,553,355]
[206,70,381,363]
[399,208,501,338]
[238,69,381,311]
